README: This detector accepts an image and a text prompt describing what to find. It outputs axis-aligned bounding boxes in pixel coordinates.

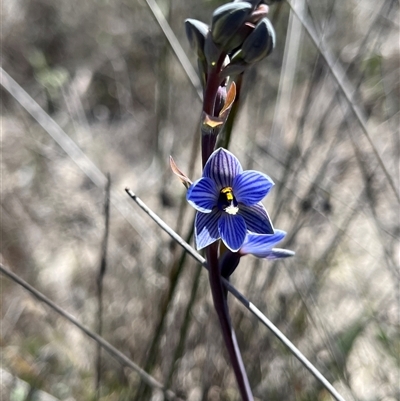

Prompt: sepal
[211,2,253,52]
[239,230,294,259]
[185,19,209,60]
[204,32,222,67]
[241,17,275,63]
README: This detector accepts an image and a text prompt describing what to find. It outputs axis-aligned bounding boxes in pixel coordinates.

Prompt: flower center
[218,187,239,215]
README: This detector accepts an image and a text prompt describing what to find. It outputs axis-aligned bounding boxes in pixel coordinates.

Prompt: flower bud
[185,18,209,60]
[214,85,227,116]
[224,23,254,52]
[211,2,253,52]
[204,32,222,66]
[241,17,275,63]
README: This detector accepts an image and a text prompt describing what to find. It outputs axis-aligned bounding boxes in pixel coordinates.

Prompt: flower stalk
[206,243,254,401]
[201,50,254,398]
[201,55,226,166]
[177,3,291,398]
[201,55,255,397]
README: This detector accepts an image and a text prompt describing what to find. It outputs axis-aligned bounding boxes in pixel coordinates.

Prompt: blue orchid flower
[187,148,274,251]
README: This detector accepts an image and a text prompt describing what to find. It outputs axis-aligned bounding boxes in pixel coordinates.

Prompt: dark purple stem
[201,54,225,167]
[203,57,225,116]
[201,131,217,170]
[206,244,254,401]
[201,52,253,400]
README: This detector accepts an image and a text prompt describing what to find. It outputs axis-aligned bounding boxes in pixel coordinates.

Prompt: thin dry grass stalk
[0,263,181,401]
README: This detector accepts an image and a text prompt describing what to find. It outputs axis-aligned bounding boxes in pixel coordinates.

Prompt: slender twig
[96,173,111,398]
[247,7,398,361]
[0,264,180,401]
[125,189,347,401]
[286,0,400,203]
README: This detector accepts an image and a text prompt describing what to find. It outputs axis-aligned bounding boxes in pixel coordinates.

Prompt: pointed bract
[170,156,192,189]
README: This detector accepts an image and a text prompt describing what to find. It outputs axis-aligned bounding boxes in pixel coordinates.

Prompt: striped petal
[195,210,221,250]
[238,203,274,234]
[233,171,274,205]
[187,177,219,213]
[218,213,246,252]
[203,148,243,189]
[265,248,295,259]
[240,230,286,257]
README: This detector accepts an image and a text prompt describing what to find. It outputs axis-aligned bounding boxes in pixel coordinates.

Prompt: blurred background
[1,0,399,400]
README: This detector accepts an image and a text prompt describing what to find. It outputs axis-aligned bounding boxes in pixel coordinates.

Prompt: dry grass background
[1,0,399,400]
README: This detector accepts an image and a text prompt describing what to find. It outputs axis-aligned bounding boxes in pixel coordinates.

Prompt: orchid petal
[233,171,274,205]
[238,203,274,234]
[203,148,243,189]
[218,214,246,252]
[265,248,295,259]
[187,177,219,213]
[240,230,286,256]
[195,210,221,250]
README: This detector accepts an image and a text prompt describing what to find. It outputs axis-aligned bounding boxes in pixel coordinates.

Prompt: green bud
[241,17,275,63]
[223,23,254,52]
[211,2,253,51]
[185,19,209,60]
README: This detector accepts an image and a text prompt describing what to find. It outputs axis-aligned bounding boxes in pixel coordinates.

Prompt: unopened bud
[241,17,275,63]
[224,23,254,52]
[204,32,222,66]
[185,19,209,60]
[214,85,227,116]
[211,2,253,52]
